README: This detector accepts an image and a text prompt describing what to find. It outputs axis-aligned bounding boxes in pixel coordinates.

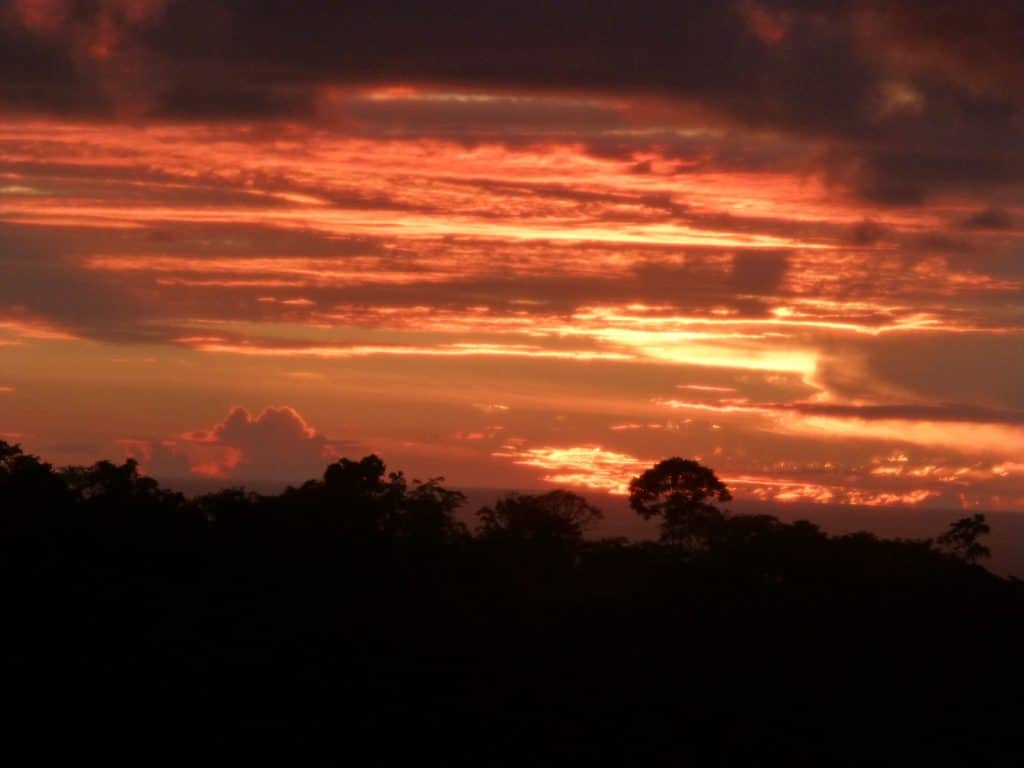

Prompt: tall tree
[628,458,731,549]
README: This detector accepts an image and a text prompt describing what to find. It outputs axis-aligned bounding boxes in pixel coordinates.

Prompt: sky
[1,0,1023,511]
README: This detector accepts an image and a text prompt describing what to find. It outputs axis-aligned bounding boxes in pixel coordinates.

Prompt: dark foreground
[3,444,1022,764]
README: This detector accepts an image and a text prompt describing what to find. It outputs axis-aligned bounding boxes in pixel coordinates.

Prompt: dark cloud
[846,220,889,246]
[151,85,315,120]
[0,224,154,342]
[962,207,1014,231]
[131,0,875,148]
[0,2,1010,123]
[0,9,105,115]
[815,334,1024,412]
[2,1,1021,203]
[862,0,1024,101]
[338,93,624,138]
[0,219,403,342]
[732,251,791,294]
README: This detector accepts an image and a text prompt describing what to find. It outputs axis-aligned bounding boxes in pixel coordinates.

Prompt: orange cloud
[491,444,991,510]
[0,315,77,341]
[493,445,649,495]
[659,396,1024,459]
[121,406,340,483]
[183,406,336,481]
[729,474,938,507]
[182,340,633,362]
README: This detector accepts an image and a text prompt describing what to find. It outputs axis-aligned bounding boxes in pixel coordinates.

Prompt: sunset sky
[2,0,1023,511]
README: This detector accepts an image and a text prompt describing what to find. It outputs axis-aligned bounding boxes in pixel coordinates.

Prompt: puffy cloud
[120,406,339,483]
[185,406,336,481]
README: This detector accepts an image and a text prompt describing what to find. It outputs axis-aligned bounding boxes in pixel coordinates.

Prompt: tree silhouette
[0,443,1020,763]
[628,457,732,549]
[280,453,405,537]
[390,477,467,543]
[323,454,393,500]
[0,441,72,525]
[476,489,602,544]
[61,457,188,531]
[273,454,469,546]
[937,513,991,563]
[191,487,260,526]
[475,490,603,582]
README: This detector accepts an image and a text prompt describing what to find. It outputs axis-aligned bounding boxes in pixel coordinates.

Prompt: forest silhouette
[2,440,1022,763]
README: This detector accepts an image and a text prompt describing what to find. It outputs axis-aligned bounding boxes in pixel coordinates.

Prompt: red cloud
[122,406,340,483]
[185,406,336,481]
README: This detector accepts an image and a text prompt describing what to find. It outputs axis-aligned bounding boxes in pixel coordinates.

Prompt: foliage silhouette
[476,489,602,543]
[628,457,732,548]
[937,513,992,563]
[1,441,72,524]
[1,439,1021,763]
